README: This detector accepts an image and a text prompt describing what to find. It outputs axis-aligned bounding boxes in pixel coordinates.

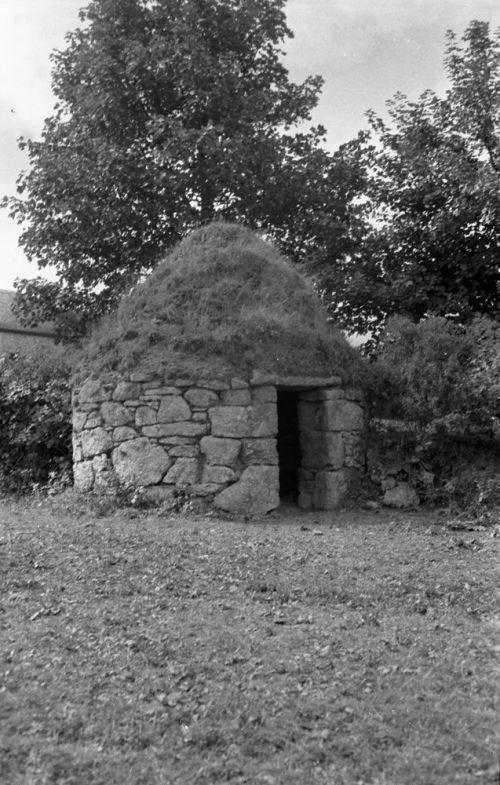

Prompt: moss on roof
[81,223,362,382]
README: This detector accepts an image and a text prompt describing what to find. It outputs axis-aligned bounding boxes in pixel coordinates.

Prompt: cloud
[284,0,500,148]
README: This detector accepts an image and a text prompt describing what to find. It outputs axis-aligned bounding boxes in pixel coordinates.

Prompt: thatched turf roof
[82,223,361,382]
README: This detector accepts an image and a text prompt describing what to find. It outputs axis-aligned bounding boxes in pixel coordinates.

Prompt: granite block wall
[72,371,365,513]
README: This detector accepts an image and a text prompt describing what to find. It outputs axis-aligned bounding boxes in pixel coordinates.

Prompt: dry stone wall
[72,371,366,514]
[72,372,280,515]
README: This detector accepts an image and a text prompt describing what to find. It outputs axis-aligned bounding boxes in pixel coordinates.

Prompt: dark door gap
[277,389,302,502]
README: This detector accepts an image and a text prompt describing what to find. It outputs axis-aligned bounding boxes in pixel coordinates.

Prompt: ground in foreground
[1,496,499,785]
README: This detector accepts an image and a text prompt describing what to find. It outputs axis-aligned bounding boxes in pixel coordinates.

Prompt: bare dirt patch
[1,495,498,784]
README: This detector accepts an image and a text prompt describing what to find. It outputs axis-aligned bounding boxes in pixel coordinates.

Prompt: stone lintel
[250,371,343,389]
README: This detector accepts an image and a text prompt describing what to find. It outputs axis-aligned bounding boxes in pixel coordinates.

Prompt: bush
[366,315,500,507]
[372,315,500,430]
[0,348,73,493]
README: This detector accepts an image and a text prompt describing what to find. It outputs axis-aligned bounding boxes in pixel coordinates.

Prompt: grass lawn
[1,494,499,784]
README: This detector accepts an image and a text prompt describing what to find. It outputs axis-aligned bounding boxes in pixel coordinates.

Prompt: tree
[322,20,500,340]
[4,0,357,337]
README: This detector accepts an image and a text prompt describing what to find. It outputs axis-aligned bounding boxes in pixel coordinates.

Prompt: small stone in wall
[112,438,171,486]
[93,453,118,490]
[101,402,133,427]
[167,444,199,458]
[383,483,419,509]
[81,427,114,459]
[77,378,111,404]
[72,411,87,431]
[220,388,251,406]
[84,414,103,429]
[142,422,207,438]
[157,396,192,423]
[73,461,94,492]
[112,381,140,401]
[191,482,222,496]
[230,378,249,389]
[202,465,237,484]
[198,379,230,391]
[184,388,219,409]
[136,406,157,426]
[201,436,241,466]
[160,436,197,446]
[163,458,199,486]
[113,426,138,443]
[92,453,112,473]
[142,387,180,399]
[130,371,156,383]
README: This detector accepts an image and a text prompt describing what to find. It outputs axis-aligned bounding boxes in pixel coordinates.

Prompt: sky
[1,0,500,289]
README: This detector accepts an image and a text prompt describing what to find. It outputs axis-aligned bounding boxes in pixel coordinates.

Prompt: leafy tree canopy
[4,0,361,338]
[322,20,500,339]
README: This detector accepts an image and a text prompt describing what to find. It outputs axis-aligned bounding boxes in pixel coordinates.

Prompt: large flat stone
[112,438,171,486]
[214,465,279,515]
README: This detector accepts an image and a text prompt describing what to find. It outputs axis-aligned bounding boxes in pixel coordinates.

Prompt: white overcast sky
[1,0,500,289]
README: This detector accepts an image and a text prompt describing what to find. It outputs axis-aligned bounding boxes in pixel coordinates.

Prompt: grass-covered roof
[82,223,361,381]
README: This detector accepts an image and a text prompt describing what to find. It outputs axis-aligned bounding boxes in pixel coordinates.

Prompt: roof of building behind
[0,289,56,337]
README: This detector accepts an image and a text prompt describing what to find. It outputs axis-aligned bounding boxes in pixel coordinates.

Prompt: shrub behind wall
[366,315,500,507]
[0,349,72,493]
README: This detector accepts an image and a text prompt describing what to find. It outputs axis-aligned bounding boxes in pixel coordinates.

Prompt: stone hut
[72,224,365,514]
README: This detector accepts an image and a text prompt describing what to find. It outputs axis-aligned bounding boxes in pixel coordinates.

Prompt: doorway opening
[277,389,302,501]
